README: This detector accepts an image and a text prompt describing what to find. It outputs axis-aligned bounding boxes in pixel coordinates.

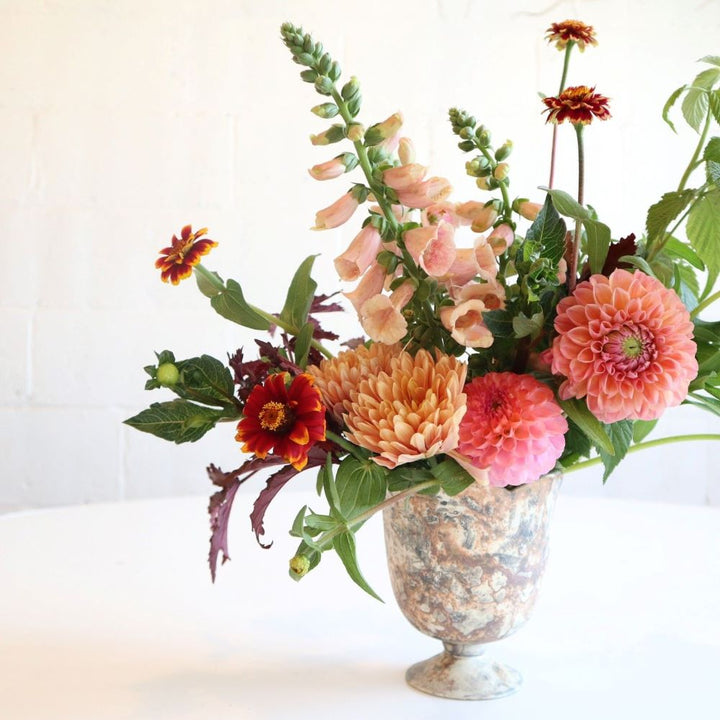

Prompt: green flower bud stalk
[289,554,310,579]
[156,363,180,387]
[495,140,513,161]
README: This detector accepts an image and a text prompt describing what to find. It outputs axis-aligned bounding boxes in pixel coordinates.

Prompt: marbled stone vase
[383,473,561,700]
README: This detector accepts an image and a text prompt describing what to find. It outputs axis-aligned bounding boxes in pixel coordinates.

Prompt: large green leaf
[279,255,318,329]
[687,190,720,274]
[585,219,612,275]
[334,457,388,520]
[429,457,475,496]
[210,279,271,330]
[645,190,695,244]
[123,400,225,443]
[682,85,709,133]
[526,194,567,265]
[598,420,633,482]
[180,355,236,405]
[547,189,590,220]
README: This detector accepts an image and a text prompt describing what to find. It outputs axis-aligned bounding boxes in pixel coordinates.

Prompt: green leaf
[304,512,339,531]
[558,398,615,456]
[663,236,705,270]
[662,85,686,133]
[710,91,720,126]
[123,400,225,443]
[547,188,590,221]
[482,309,514,338]
[334,457,387,521]
[693,68,720,90]
[320,454,343,520]
[699,56,720,68]
[429,457,474,496]
[632,419,658,443]
[210,279,271,330]
[708,160,720,190]
[585,219,612,275]
[687,189,720,274]
[279,255,318,330]
[619,255,657,278]
[682,85,709,133]
[646,190,695,244]
[673,264,700,311]
[704,137,720,163]
[180,355,236,405]
[293,322,315,369]
[598,420,634,482]
[195,269,223,298]
[290,505,308,538]
[526,194,567,264]
[513,311,544,339]
[333,531,383,601]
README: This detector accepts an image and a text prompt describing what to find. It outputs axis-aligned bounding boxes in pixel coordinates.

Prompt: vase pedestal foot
[405,642,522,700]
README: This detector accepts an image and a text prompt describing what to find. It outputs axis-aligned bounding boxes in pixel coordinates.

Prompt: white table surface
[1,488,719,720]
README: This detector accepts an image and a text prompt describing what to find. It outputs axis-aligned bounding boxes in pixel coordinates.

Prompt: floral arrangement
[126,20,720,598]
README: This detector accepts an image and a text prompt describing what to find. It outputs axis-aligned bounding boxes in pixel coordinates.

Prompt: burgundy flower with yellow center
[155,225,218,285]
[545,20,598,51]
[235,373,326,471]
[543,86,611,125]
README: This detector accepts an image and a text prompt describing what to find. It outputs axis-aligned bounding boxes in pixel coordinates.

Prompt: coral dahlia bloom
[456,373,567,487]
[543,86,611,125]
[155,225,217,285]
[235,373,326,471]
[545,20,598,51]
[551,269,698,423]
[308,343,399,424]
[344,349,467,469]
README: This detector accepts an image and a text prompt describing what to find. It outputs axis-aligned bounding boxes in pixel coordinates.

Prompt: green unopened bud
[364,112,403,146]
[328,60,342,82]
[465,157,483,177]
[476,176,491,191]
[156,363,179,387]
[314,75,334,95]
[493,162,510,181]
[310,124,345,146]
[289,554,310,579]
[311,102,339,119]
[495,140,513,161]
[459,126,474,140]
[341,76,360,100]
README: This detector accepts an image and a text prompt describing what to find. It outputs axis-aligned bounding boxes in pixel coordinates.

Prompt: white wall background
[1,0,720,513]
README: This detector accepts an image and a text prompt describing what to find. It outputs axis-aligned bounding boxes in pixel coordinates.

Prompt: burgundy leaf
[580,233,637,281]
[228,348,272,403]
[255,339,303,375]
[342,336,366,350]
[310,292,344,314]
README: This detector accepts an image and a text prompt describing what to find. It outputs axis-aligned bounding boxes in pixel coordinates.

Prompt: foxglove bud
[311,102,339,119]
[495,140,513,161]
[398,137,415,164]
[364,112,403,146]
[493,163,510,181]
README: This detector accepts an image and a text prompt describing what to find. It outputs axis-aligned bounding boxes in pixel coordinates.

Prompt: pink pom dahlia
[551,269,698,423]
[456,372,567,487]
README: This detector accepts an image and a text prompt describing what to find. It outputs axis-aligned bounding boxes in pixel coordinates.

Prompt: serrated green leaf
[279,255,318,330]
[710,91,720,126]
[526,194,567,264]
[694,68,720,90]
[699,56,720,68]
[687,190,720,274]
[123,400,225,443]
[663,236,705,270]
[585,219,612,274]
[333,531,382,601]
[293,322,315,369]
[682,85,709,133]
[598,421,634,482]
[180,355,236,405]
[662,85,686,133]
[210,279,271,330]
[334,456,387,521]
[559,398,614,456]
[708,161,720,190]
[429,457,474,496]
[646,190,695,244]
[705,137,720,163]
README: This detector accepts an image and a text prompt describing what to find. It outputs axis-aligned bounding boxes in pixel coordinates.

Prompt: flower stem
[563,434,720,474]
[325,430,366,460]
[568,124,585,293]
[677,109,712,193]
[548,43,574,189]
[691,288,720,318]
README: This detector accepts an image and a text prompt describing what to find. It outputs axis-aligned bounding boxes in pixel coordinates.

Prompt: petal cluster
[155,225,217,285]
[235,373,326,470]
[456,373,567,487]
[543,86,611,125]
[325,347,467,469]
[551,269,698,423]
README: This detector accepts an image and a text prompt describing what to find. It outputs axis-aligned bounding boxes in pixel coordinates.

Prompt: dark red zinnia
[235,373,326,471]
[543,86,611,125]
[155,225,217,284]
[545,20,598,52]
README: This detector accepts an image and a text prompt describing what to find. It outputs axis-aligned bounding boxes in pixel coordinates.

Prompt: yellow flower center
[259,401,294,433]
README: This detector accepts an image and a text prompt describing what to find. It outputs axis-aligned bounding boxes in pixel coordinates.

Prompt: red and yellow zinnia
[545,20,598,52]
[155,225,217,285]
[235,373,326,471]
[543,86,611,125]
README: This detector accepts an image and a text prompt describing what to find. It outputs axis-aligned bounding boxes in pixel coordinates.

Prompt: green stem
[691,288,720,318]
[325,430,366,460]
[548,43,574,190]
[478,145,511,221]
[568,124,585,293]
[677,109,712,192]
[563,434,720,474]
[312,479,440,551]
[193,265,333,359]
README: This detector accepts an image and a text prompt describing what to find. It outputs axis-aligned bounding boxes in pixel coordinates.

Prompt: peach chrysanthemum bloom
[545,20,598,52]
[551,269,698,423]
[456,373,567,487]
[543,86,611,125]
[344,349,467,469]
[307,343,399,425]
